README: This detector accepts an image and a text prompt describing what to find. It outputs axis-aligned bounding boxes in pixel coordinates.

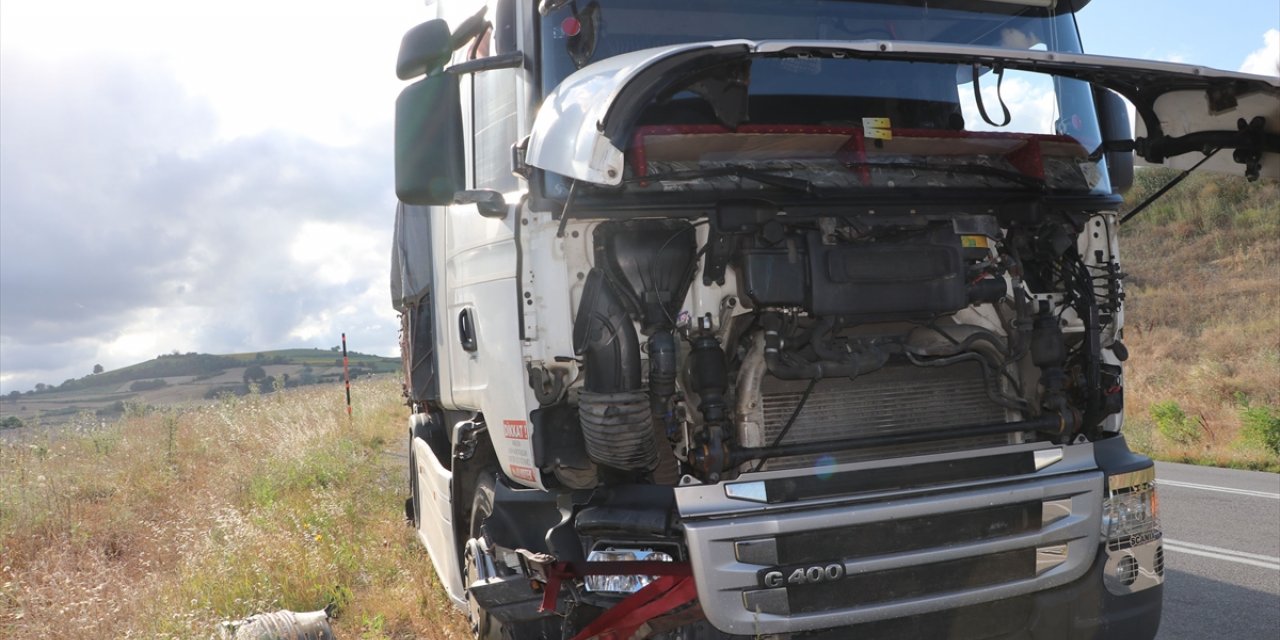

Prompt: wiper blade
[626,165,818,195]
[845,160,1046,190]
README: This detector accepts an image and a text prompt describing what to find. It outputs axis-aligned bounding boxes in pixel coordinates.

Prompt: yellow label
[865,127,892,140]
[961,235,990,249]
[862,117,892,140]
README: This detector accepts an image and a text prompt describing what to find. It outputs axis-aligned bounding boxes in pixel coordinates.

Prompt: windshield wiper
[625,165,818,195]
[844,160,1047,190]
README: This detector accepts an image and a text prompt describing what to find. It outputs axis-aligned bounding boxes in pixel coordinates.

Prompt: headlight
[584,548,674,594]
[1101,466,1164,595]
[1101,466,1160,549]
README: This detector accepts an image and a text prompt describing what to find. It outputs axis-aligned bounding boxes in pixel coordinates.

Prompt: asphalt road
[1153,461,1280,640]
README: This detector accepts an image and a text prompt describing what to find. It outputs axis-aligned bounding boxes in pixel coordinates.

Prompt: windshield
[538,0,1112,197]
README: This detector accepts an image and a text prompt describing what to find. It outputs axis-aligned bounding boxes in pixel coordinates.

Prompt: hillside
[0,349,400,433]
[1118,168,1280,470]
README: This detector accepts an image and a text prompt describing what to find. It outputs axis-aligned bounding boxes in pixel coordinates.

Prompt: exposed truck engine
[390,1,1280,638]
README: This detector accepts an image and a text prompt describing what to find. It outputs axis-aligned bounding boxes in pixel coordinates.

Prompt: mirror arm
[455,190,508,219]
[446,51,525,76]
[1086,139,1134,162]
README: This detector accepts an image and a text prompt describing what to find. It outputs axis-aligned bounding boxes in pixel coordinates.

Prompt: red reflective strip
[569,575,698,640]
[539,570,563,613]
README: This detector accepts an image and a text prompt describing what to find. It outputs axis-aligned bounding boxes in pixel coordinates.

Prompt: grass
[1118,168,1280,471]
[0,379,469,639]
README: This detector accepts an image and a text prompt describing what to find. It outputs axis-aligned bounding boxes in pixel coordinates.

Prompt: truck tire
[466,473,505,640]
[407,445,420,527]
[465,474,565,640]
[407,413,430,529]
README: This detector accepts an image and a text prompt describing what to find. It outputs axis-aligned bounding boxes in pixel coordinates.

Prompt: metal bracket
[455,420,487,462]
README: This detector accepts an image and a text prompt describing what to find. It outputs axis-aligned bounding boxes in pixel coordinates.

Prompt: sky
[1,0,1277,394]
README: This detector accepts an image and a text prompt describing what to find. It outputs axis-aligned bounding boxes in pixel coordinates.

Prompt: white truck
[391,1,1280,638]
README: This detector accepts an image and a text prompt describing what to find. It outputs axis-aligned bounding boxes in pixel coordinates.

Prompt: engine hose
[573,269,655,471]
[578,390,658,472]
[573,269,642,394]
[648,331,680,484]
[914,324,1011,357]
[905,351,1028,413]
[761,314,889,380]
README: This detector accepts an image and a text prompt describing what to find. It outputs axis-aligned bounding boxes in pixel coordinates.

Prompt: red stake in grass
[342,333,352,420]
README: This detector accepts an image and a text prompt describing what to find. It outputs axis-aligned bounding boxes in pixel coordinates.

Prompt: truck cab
[391,1,1279,638]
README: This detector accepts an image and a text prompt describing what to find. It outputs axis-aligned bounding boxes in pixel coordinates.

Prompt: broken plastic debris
[219,609,334,640]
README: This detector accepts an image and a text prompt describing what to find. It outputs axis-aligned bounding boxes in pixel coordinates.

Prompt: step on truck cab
[391,1,1280,638]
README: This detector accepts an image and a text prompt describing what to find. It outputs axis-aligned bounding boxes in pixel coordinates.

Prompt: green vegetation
[1240,405,1280,457]
[17,349,398,398]
[129,378,169,392]
[1120,167,1279,471]
[224,348,400,373]
[1149,401,1200,445]
[51,353,240,394]
[0,379,465,639]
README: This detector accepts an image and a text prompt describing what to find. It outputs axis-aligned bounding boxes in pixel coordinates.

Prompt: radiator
[754,361,1014,471]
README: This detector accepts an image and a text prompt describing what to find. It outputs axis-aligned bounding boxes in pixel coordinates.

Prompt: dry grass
[1119,169,1280,471]
[0,379,470,639]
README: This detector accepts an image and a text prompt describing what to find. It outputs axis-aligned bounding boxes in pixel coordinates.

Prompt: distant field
[1,349,401,434]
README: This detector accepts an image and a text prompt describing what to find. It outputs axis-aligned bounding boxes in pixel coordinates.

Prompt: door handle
[458,308,478,352]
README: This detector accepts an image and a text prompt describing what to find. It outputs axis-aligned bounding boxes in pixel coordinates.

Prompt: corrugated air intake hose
[573,268,658,472]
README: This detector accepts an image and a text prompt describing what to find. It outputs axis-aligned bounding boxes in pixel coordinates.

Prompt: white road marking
[1162,538,1280,571]
[1158,479,1280,500]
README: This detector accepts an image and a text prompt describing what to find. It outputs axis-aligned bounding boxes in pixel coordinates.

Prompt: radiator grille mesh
[757,362,1012,471]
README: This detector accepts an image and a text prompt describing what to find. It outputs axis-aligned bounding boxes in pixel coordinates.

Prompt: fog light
[584,548,674,594]
[1114,554,1139,586]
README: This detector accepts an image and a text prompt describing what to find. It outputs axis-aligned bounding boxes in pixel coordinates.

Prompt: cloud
[0,51,401,393]
[1239,29,1280,77]
[0,1,421,145]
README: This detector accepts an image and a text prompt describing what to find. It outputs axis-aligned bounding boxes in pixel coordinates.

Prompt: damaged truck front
[391,1,1280,638]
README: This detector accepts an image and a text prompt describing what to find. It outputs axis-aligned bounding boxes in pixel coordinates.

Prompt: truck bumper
[788,545,1162,640]
[675,442,1162,639]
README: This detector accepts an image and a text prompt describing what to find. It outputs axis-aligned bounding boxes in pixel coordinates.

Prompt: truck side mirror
[395,73,464,205]
[396,19,452,80]
[1095,88,1134,195]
